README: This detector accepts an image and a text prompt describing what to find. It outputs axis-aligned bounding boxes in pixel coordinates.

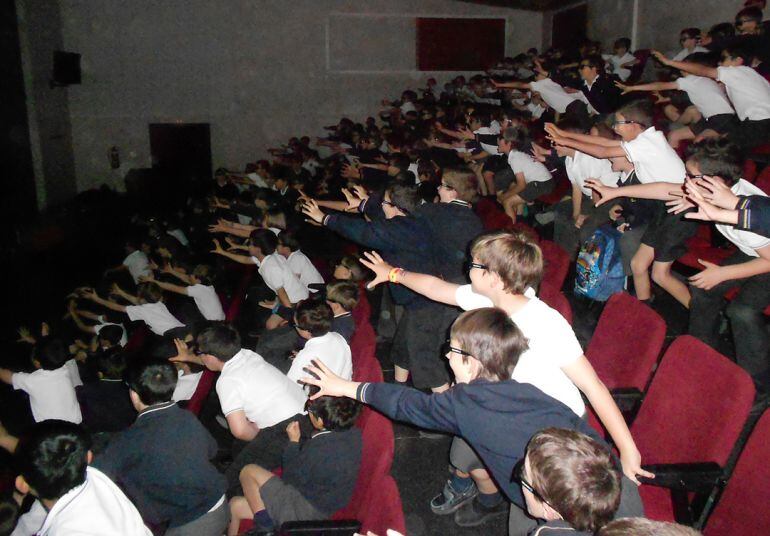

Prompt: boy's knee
[650,263,670,284]
[630,257,648,276]
[726,301,761,325]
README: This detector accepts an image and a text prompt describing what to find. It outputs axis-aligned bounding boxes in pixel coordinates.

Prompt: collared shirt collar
[449,199,471,208]
[137,400,176,419]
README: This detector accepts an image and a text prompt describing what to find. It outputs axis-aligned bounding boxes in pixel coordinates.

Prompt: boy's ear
[32,359,41,369]
[86,450,94,465]
[15,475,30,496]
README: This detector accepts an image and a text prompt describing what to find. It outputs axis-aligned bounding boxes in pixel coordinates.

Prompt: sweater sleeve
[282,441,302,468]
[358,383,461,435]
[324,214,410,253]
[737,195,770,238]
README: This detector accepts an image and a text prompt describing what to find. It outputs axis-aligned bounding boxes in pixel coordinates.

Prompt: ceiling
[457,0,584,11]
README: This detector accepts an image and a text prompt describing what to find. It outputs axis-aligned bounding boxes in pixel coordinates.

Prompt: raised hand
[614,81,632,94]
[359,251,393,290]
[17,327,35,345]
[650,50,670,65]
[665,189,694,214]
[286,421,301,443]
[301,199,325,224]
[697,176,739,210]
[211,239,225,254]
[584,179,616,206]
[300,359,357,400]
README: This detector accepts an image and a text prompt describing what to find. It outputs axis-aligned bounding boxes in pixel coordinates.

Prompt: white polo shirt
[716,65,770,121]
[605,52,636,81]
[671,45,709,62]
[621,127,686,184]
[287,332,352,385]
[186,284,226,321]
[675,75,735,119]
[529,78,583,113]
[454,285,586,416]
[94,318,128,346]
[716,180,770,257]
[37,466,151,536]
[12,365,82,424]
[251,253,309,304]
[287,251,324,293]
[216,349,306,429]
[507,150,552,183]
[122,250,151,284]
[565,151,622,198]
[125,302,184,335]
[475,126,501,155]
[11,499,46,536]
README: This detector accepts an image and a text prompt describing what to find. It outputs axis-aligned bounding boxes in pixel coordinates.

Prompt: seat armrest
[278,519,362,535]
[638,462,724,493]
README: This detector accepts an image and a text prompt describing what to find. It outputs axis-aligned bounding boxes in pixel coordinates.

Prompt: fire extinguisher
[109,146,120,169]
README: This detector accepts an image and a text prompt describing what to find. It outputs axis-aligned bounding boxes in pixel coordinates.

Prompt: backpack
[574,225,625,301]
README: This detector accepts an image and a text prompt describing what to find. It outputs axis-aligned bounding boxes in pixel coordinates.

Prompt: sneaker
[453,496,508,527]
[534,211,555,225]
[430,479,478,515]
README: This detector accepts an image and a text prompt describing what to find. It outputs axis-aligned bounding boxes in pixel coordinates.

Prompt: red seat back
[185,369,217,416]
[357,474,406,535]
[632,336,754,466]
[754,165,770,195]
[352,282,371,327]
[704,410,770,536]
[585,292,666,392]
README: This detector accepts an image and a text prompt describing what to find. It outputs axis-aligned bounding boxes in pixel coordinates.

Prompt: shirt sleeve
[360,382,462,435]
[286,350,311,384]
[454,285,494,311]
[11,372,30,392]
[125,305,143,323]
[216,376,245,416]
[261,265,286,293]
[186,284,204,298]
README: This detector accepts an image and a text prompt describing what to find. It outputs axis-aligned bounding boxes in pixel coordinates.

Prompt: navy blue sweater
[737,194,770,238]
[282,427,362,515]
[94,402,226,528]
[359,380,607,507]
[324,213,436,308]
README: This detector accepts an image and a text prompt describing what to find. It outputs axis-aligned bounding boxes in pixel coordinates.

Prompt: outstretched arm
[81,289,127,313]
[359,251,460,306]
[616,80,678,94]
[140,274,188,296]
[651,50,717,79]
[210,239,254,265]
[586,179,684,206]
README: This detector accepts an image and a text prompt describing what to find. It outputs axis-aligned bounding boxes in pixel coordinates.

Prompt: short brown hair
[336,255,366,282]
[138,282,163,304]
[294,299,332,337]
[470,231,543,294]
[598,518,702,536]
[326,280,360,312]
[442,168,479,204]
[450,308,528,381]
[616,100,652,129]
[527,428,621,532]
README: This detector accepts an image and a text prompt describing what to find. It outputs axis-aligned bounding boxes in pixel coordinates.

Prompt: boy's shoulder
[529,520,590,535]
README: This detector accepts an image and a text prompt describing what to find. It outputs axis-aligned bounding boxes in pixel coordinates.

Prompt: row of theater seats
[582,291,769,534]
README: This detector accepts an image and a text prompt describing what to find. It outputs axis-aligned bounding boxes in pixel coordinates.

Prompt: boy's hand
[286,421,301,443]
[697,175,739,210]
[690,260,725,290]
[138,274,155,283]
[300,359,355,400]
[584,179,615,206]
[111,283,123,296]
[301,200,325,225]
[665,188,694,214]
[16,327,35,345]
[258,299,277,310]
[170,338,203,365]
[224,236,241,250]
[79,287,98,301]
[359,251,393,290]
[210,239,224,254]
[573,214,588,229]
[650,50,670,65]
[341,188,363,211]
[614,81,632,94]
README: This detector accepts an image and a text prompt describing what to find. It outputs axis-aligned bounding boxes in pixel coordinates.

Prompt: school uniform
[689,180,770,394]
[736,194,770,237]
[172,369,203,402]
[286,250,324,292]
[554,151,621,256]
[671,45,710,62]
[675,75,737,134]
[125,302,185,336]
[185,284,225,321]
[261,427,362,525]
[580,74,622,114]
[94,402,227,533]
[615,170,657,275]
[331,312,355,343]
[505,150,554,202]
[251,253,309,305]
[529,78,588,114]
[621,127,694,262]
[218,349,307,491]
[12,366,82,424]
[605,51,636,81]
[287,332,352,385]
[716,65,770,149]
[77,379,136,432]
[37,466,151,536]
[122,250,151,284]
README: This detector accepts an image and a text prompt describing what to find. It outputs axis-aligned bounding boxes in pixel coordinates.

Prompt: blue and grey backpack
[574,225,625,301]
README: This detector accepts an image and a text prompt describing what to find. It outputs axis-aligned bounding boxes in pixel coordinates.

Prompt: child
[276,230,324,293]
[227,396,362,535]
[302,307,642,532]
[576,55,622,115]
[333,255,367,282]
[105,236,151,285]
[326,280,360,343]
[518,428,621,535]
[598,518,702,535]
[14,420,151,535]
[94,361,228,535]
[141,264,225,321]
[171,323,307,492]
[671,28,709,61]
[67,301,128,348]
[356,232,647,513]
[604,37,637,82]
[617,52,736,147]
[496,126,554,223]
[76,349,136,433]
[211,229,308,330]
[652,44,770,150]
[546,100,694,307]
[0,338,82,424]
[81,282,185,336]
[287,300,352,385]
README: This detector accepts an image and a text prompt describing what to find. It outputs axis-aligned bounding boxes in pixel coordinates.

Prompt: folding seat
[754,164,770,195]
[351,282,371,327]
[632,336,755,522]
[626,49,651,84]
[355,474,406,535]
[701,410,770,535]
[585,292,665,411]
[677,224,735,271]
[184,369,217,416]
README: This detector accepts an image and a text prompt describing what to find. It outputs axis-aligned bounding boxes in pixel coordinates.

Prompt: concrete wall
[587,0,740,52]
[16,0,77,209]
[56,0,544,192]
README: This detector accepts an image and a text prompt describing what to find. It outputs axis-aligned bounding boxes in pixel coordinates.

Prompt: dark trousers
[689,251,770,393]
[553,194,611,259]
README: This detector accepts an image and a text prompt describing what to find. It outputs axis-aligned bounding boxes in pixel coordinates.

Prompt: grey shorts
[449,436,485,473]
[519,179,555,202]
[261,476,328,526]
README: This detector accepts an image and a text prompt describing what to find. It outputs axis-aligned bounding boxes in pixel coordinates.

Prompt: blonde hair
[470,231,543,294]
